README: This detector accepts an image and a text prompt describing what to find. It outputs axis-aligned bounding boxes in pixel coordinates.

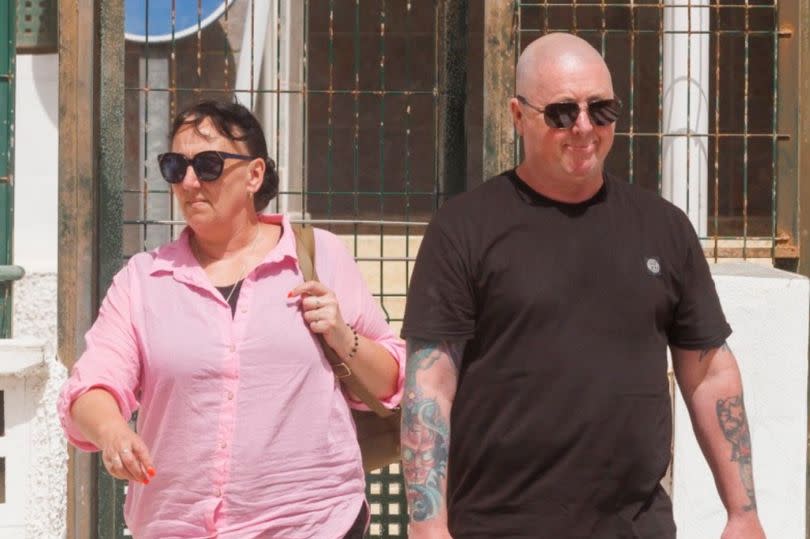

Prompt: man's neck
[515,163,604,204]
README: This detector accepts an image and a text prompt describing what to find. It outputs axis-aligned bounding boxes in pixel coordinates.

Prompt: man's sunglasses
[516,95,622,129]
[157,151,256,184]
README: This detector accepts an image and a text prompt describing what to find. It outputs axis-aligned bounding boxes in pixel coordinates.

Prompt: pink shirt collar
[148,213,299,288]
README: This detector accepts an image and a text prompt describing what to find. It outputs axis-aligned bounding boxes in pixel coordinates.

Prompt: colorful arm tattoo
[402,339,462,522]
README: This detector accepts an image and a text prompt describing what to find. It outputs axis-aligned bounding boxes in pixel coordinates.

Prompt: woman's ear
[247,157,266,192]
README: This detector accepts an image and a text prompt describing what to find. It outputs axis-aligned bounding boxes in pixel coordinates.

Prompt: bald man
[401,33,765,538]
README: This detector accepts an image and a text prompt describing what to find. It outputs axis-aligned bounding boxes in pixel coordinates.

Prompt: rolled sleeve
[57,263,142,451]
[314,229,406,411]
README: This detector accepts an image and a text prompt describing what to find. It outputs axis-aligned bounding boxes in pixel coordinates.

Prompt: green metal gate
[0,0,20,338]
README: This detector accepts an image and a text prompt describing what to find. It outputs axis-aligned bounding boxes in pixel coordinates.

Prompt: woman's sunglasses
[157,151,256,184]
[516,95,622,129]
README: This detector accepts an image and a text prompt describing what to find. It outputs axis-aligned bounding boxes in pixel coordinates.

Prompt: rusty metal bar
[58,0,99,536]
[96,1,126,537]
[482,0,517,182]
[775,3,800,268]
[437,0,468,197]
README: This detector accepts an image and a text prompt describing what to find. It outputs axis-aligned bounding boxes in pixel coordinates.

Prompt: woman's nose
[180,164,200,188]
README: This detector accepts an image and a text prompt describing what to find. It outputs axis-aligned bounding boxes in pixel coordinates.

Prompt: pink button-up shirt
[58,214,405,539]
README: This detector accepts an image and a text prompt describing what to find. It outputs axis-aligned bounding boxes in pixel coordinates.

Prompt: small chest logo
[645,257,662,276]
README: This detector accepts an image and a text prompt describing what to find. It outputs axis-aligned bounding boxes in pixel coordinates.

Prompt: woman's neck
[191,218,260,263]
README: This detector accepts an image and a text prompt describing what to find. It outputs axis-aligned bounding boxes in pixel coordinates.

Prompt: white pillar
[236,0,304,218]
[662,0,710,236]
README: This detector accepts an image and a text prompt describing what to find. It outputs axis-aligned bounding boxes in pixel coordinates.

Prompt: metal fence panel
[517,0,790,261]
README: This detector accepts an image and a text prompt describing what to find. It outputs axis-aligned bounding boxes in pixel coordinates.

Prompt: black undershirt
[215,280,244,317]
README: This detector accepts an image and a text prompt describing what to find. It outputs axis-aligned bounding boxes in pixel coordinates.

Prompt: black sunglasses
[516,95,622,129]
[157,151,256,184]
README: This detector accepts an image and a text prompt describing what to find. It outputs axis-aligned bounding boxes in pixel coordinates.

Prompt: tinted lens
[192,151,225,181]
[158,153,189,183]
[588,99,622,126]
[543,102,580,129]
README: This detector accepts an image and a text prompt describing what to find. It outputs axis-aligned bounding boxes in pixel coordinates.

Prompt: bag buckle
[333,362,353,379]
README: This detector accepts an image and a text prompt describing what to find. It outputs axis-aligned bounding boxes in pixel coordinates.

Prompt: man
[400,32,766,538]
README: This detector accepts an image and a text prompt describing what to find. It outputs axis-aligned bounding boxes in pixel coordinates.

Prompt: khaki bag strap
[291,223,394,418]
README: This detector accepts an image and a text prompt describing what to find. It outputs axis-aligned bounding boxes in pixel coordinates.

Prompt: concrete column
[662,0,710,235]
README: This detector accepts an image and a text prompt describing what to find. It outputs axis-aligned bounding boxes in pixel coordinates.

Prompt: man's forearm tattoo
[699,342,730,362]
[402,340,461,522]
[716,394,757,511]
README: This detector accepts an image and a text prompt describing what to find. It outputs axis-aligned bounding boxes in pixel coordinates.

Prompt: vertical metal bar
[776,2,801,268]
[326,0,334,219]
[657,2,664,197]
[742,1,750,258]
[438,0,468,197]
[712,2,721,261]
[59,0,99,535]
[96,2,126,538]
[0,0,15,337]
[378,0,387,314]
[353,0,360,221]
[481,0,514,183]
[628,3,635,186]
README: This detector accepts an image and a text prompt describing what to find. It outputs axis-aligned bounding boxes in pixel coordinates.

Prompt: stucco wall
[673,262,809,538]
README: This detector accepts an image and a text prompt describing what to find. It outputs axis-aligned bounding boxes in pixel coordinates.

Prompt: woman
[57,100,404,538]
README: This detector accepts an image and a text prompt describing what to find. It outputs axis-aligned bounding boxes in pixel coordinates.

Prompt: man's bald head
[515,33,612,98]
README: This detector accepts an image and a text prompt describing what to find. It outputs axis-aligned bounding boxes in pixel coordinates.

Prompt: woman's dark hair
[170,100,279,212]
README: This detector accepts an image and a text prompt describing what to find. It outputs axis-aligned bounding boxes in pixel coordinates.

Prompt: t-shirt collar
[508,168,609,209]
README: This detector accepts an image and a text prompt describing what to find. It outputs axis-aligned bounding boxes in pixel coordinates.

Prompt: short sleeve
[401,213,476,341]
[314,229,406,410]
[57,262,143,451]
[667,212,732,349]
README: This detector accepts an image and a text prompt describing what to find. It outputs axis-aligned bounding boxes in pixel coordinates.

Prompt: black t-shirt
[401,170,731,539]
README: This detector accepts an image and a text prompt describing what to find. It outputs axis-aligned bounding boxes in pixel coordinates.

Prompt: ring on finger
[315,298,321,307]
[121,448,131,455]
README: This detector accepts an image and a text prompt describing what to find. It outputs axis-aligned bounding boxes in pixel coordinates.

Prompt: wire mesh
[517,0,785,260]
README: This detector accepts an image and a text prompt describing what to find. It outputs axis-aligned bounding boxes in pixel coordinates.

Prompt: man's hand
[721,513,766,539]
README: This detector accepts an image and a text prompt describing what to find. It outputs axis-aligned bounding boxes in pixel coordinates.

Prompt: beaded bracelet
[346,324,359,360]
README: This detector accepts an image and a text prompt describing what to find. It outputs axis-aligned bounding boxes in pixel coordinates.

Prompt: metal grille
[15,0,57,52]
[517,0,789,260]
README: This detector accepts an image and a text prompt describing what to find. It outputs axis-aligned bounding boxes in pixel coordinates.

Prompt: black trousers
[342,503,368,539]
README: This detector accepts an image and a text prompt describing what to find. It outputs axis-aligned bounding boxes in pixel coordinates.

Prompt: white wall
[673,262,808,538]
[7,53,65,538]
[13,53,58,275]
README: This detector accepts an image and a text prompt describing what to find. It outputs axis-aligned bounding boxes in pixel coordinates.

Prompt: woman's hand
[289,281,355,356]
[98,421,156,485]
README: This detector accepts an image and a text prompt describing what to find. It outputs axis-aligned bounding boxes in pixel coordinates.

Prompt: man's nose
[572,104,595,133]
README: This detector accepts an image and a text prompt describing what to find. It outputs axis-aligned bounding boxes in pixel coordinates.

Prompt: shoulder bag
[291,223,402,472]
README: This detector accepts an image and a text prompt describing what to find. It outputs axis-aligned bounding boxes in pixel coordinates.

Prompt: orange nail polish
[147,467,157,477]
[287,291,294,298]
[142,479,150,485]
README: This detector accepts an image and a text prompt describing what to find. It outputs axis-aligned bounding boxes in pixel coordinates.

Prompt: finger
[119,447,147,483]
[288,280,329,299]
[105,452,135,481]
[309,318,328,334]
[131,441,156,479]
[302,294,327,310]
